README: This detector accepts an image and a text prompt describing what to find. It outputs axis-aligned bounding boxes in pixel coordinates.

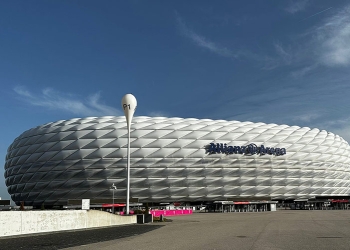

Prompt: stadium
[4,116,350,209]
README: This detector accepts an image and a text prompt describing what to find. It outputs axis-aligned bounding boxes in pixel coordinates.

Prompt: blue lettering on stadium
[206,143,286,156]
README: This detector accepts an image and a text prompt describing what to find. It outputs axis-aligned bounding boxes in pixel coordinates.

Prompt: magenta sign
[150,209,193,217]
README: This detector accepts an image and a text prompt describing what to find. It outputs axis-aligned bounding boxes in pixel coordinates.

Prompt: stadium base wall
[0,210,137,237]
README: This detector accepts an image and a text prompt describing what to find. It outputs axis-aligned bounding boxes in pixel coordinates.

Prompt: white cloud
[175,6,349,73]
[284,5,350,77]
[14,86,121,117]
[148,111,170,117]
[332,126,350,143]
[253,43,293,70]
[292,113,320,123]
[13,86,33,98]
[316,6,350,66]
[319,117,350,142]
[259,56,280,70]
[176,15,237,58]
[175,14,300,70]
[290,64,317,78]
[274,43,292,65]
[285,0,309,14]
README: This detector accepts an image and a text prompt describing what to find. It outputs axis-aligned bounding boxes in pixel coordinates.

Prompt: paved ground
[1,210,350,250]
[0,224,164,250]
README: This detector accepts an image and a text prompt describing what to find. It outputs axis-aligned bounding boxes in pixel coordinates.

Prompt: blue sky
[1,0,350,200]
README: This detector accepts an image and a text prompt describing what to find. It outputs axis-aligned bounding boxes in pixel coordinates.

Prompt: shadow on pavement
[0,224,164,250]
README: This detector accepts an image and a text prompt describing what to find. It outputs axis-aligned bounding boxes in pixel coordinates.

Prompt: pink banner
[150,209,193,217]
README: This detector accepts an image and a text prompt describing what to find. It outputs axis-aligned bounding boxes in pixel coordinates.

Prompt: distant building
[4,116,350,207]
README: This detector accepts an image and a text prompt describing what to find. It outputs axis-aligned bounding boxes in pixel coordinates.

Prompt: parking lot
[1,210,350,250]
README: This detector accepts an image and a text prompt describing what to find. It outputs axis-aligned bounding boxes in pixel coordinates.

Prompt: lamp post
[121,94,137,215]
[110,183,117,214]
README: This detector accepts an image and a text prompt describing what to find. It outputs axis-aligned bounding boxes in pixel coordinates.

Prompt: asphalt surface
[0,224,164,250]
[1,210,350,250]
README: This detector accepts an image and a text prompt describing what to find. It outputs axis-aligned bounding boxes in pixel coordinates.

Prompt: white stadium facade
[4,116,350,208]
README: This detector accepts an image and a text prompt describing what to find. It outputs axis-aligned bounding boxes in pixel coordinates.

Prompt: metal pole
[121,93,137,216]
[112,188,114,214]
[111,183,116,214]
[126,128,130,215]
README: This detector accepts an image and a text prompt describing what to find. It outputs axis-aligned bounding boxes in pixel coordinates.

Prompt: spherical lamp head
[121,94,137,129]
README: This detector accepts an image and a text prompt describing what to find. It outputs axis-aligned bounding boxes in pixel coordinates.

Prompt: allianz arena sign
[207,143,286,156]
